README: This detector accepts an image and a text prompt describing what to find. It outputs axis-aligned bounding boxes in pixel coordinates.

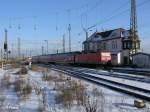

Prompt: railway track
[47,65,150,102]
[52,65,150,84]
[112,68,150,76]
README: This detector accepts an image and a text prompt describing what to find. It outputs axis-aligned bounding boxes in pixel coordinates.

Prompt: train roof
[32,51,81,57]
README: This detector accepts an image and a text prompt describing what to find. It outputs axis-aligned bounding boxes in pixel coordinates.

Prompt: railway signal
[4,29,8,60]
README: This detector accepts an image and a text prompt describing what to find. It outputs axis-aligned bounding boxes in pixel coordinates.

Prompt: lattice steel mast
[130,0,140,54]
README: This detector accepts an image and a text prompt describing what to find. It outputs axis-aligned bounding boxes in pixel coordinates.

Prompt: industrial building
[132,52,150,68]
[83,28,140,65]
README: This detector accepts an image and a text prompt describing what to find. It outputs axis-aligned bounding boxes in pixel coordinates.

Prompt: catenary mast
[130,0,140,54]
[4,29,8,60]
[123,0,140,64]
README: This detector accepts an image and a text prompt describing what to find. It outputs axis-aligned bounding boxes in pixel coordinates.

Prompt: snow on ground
[0,69,4,78]
[53,69,150,111]
[76,67,150,79]
[0,67,40,112]
[67,75,150,112]
[0,65,150,112]
[86,72,150,91]
[75,67,150,91]
[113,67,150,72]
[19,92,40,112]
[3,85,20,111]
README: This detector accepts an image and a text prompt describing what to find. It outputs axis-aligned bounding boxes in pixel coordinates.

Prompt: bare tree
[83,95,99,112]
[82,88,106,112]
[99,90,105,112]
[74,81,86,106]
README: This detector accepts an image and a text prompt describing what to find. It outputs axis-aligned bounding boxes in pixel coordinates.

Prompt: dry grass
[1,74,11,88]
[42,72,56,81]
[55,80,87,108]
[22,84,32,96]
[19,66,28,74]
[14,78,32,99]
[55,88,73,108]
[42,70,66,83]
[0,59,21,68]
[11,63,20,68]
[15,66,28,75]
[53,71,106,111]
[31,65,49,72]
[14,79,25,93]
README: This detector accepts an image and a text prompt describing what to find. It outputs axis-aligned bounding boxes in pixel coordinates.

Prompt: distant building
[83,28,140,65]
[132,52,150,68]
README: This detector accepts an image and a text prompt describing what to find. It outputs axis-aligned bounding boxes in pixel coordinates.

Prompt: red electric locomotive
[75,51,111,65]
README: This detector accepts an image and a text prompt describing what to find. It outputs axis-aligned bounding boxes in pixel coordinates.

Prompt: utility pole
[83,25,96,41]
[4,29,8,60]
[18,37,21,59]
[11,43,14,59]
[41,46,44,55]
[30,49,32,57]
[1,49,3,61]
[44,40,48,54]
[63,34,65,53]
[1,49,3,70]
[68,24,71,52]
[83,28,88,41]
[25,49,28,57]
[81,25,96,52]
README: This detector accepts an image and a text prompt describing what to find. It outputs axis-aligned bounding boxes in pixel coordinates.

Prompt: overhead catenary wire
[78,0,129,36]
[3,0,149,31]
[92,0,150,29]
[9,18,12,29]
[33,16,37,31]
[1,0,149,56]
[2,0,100,33]
[3,0,128,36]
[81,0,103,16]
[78,0,150,37]
[3,0,94,24]
[55,12,59,31]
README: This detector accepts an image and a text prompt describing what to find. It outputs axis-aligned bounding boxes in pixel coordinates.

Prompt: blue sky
[0,0,150,55]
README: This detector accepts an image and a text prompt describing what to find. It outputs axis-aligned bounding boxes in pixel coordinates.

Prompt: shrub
[55,89,73,108]
[22,84,32,95]
[19,66,28,74]
[55,80,87,108]
[71,81,87,105]
[14,79,24,93]
[92,88,101,97]
[83,95,99,112]
[1,75,11,88]
[14,79,32,98]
